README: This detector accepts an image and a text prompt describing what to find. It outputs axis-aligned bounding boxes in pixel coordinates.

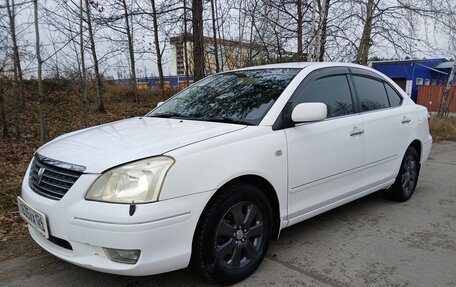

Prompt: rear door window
[384,83,403,107]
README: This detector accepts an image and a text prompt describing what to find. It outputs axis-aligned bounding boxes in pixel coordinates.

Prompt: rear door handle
[401,116,411,124]
[350,127,364,136]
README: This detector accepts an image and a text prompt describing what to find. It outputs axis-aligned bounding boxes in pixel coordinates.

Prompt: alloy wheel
[215,201,264,269]
[401,155,417,194]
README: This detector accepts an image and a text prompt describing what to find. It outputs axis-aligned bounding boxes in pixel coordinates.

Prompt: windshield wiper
[198,117,252,125]
[149,113,251,125]
[148,112,185,118]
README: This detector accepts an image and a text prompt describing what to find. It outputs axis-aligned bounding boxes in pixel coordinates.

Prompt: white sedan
[18,62,432,284]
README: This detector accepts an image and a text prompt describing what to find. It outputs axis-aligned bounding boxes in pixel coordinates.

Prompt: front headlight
[85,156,174,203]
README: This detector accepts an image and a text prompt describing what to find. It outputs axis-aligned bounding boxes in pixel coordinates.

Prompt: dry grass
[0,81,176,213]
[430,116,456,142]
[0,81,177,242]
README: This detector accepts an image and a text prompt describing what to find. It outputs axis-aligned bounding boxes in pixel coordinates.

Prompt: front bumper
[21,164,213,276]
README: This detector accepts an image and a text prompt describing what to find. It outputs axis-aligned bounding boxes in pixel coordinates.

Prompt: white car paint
[20,62,432,277]
[38,117,245,173]
[286,113,366,219]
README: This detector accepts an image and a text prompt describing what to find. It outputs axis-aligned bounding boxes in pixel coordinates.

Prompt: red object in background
[417,85,456,113]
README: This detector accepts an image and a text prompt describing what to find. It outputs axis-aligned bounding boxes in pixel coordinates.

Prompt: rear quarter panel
[414,105,433,163]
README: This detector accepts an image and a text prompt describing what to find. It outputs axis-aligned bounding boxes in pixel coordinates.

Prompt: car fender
[161,126,289,223]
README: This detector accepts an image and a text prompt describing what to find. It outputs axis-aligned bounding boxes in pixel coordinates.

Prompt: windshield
[147,68,300,125]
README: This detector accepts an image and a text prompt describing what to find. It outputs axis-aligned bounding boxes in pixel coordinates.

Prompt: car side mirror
[291,102,327,123]
[156,101,164,107]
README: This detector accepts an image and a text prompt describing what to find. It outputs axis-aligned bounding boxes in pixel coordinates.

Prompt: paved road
[1,142,456,287]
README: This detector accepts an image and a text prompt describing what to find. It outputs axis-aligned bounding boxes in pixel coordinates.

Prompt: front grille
[29,154,85,200]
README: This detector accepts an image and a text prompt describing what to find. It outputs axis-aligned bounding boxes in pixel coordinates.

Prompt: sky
[1,0,454,79]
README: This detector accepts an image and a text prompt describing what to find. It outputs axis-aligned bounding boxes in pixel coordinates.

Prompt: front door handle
[350,127,364,136]
[401,116,411,124]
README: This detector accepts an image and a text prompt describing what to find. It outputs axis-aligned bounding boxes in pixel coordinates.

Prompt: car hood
[37,117,246,173]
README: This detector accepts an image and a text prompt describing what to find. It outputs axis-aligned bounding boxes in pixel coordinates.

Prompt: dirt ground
[1,141,455,287]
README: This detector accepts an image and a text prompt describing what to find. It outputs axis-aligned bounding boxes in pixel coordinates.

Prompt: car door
[285,68,366,222]
[350,73,412,188]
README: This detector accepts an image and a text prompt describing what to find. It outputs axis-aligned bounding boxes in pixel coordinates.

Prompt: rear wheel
[386,146,420,202]
[192,183,272,285]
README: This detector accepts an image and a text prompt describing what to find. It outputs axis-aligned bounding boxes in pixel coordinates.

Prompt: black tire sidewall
[388,146,420,202]
[197,184,272,285]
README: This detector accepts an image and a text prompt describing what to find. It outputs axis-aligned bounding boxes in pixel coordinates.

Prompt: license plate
[17,197,49,239]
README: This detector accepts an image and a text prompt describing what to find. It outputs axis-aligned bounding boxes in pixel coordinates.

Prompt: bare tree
[5,0,24,138]
[40,0,92,124]
[0,57,9,139]
[192,0,204,80]
[0,0,452,115]
[244,0,310,63]
[0,23,7,139]
[151,0,165,89]
[210,0,220,72]
[316,0,330,61]
[356,0,375,65]
[296,0,303,61]
[308,0,317,61]
[438,61,456,117]
[0,82,7,140]
[33,0,45,144]
[80,0,89,127]
[350,0,449,65]
[120,0,139,103]
[85,0,105,112]
[183,0,190,83]
[434,0,456,117]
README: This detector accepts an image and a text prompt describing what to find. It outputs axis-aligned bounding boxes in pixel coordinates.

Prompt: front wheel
[386,146,420,202]
[192,183,272,285]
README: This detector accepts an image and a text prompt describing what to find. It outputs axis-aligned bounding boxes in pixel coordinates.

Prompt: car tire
[192,183,272,285]
[386,146,420,202]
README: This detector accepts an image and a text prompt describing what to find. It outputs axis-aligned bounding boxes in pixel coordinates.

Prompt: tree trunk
[192,0,205,81]
[85,0,105,112]
[34,0,45,144]
[183,0,190,84]
[356,0,375,65]
[151,0,164,90]
[7,0,24,108]
[296,0,303,61]
[438,60,456,117]
[6,0,23,138]
[237,2,245,67]
[0,85,7,140]
[248,1,256,62]
[317,0,330,62]
[216,0,224,70]
[210,0,220,72]
[309,0,317,61]
[80,0,89,127]
[121,0,139,104]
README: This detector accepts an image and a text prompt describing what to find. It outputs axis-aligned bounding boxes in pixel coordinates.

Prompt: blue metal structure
[371,58,452,102]
[136,75,194,89]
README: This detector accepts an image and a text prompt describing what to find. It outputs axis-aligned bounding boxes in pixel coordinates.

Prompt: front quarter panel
[161,126,288,223]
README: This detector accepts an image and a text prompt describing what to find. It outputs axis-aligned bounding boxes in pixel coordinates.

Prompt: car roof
[234,62,374,71]
[235,62,315,70]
